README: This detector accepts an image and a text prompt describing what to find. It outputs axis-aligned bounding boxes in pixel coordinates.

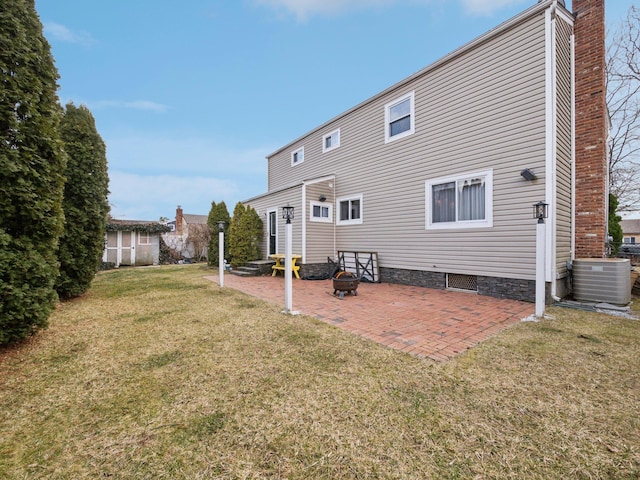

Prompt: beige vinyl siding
[244,185,303,259]
[304,180,335,263]
[261,6,558,282]
[555,17,574,278]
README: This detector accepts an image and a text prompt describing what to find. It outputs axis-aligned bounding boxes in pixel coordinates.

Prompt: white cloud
[91,100,169,113]
[252,0,404,20]
[459,0,528,15]
[105,133,270,177]
[108,171,239,221]
[104,133,273,220]
[43,22,95,45]
[252,0,525,19]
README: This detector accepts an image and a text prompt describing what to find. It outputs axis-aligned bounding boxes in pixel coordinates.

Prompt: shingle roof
[183,214,208,225]
[620,219,640,234]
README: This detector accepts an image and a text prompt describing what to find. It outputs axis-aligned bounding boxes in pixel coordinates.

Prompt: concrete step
[232,266,259,276]
[231,268,259,277]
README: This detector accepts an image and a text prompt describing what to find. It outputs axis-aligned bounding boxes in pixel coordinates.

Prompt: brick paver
[205,274,534,362]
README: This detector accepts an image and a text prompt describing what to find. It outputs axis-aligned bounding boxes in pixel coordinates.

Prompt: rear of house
[246,0,606,303]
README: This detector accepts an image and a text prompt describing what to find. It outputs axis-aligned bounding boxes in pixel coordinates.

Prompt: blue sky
[35,0,630,221]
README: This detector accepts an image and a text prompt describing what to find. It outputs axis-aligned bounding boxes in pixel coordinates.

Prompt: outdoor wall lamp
[318,195,327,202]
[282,205,295,224]
[533,201,548,223]
[521,168,537,181]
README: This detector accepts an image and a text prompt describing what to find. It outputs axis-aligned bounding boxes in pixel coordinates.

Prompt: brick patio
[205,273,534,362]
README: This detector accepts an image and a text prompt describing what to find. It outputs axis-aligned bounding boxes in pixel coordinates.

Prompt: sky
[34,0,632,222]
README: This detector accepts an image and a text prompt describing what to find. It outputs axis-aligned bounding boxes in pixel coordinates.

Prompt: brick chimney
[573,0,608,258]
[176,205,183,236]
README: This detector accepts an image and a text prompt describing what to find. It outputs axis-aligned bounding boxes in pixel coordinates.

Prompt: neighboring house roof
[620,219,640,235]
[183,214,208,225]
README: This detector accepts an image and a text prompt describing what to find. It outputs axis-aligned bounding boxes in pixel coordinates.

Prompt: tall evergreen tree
[608,193,623,255]
[0,0,66,344]
[228,203,262,268]
[207,200,230,266]
[56,103,110,299]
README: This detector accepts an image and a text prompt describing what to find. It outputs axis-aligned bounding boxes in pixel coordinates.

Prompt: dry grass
[1,264,639,479]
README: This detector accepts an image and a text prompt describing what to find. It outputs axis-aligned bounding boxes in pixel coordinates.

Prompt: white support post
[535,218,546,318]
[284,221,293,313]
[218,230,224,288]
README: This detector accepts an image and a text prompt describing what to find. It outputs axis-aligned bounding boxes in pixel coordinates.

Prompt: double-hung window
[322,128,340,153]
[291,147,304,166]
[310,201,332,223]
[337,194,363,225]
[426,170,493,229]
[385,91,415,143]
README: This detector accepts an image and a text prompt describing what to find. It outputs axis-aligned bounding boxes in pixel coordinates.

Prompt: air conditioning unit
[572,258,631,305]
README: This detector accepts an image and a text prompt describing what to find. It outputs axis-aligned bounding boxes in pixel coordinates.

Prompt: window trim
[309,201,333,223]
[384,91,415,144]
[425,169,493,230]
[336,194,363,226]
[291,146,304,166]
[322,128,341,153]
[138,232,151,245]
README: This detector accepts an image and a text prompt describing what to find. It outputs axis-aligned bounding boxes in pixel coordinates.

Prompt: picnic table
[270,254,301,279]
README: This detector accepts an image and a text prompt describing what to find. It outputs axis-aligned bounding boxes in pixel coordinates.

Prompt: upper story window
[322,128,341,153]
[426,170,493,230]
[310,201,333,223]
[385,91,415,143]
[291,147,304,166]
[337,194,363,225]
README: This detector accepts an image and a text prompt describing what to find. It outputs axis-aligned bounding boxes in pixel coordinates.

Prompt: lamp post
[217,221,225,288]
[533,201,548,318]
[282,205,295,313]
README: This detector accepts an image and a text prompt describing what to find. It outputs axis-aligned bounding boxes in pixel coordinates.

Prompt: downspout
[302,183,307,263]
[545,4,559,300]
[333,177,337,260]
[570,32,576,263]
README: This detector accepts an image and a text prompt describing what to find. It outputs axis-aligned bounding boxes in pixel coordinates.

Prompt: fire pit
[332,271,359,299]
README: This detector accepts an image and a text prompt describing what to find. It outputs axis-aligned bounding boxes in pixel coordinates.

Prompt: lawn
[0,264,639,479]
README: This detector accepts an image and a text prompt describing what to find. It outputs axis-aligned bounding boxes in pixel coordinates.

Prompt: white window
[337,194,363,225]
[322,128,341,153]
[291,147,304,166]
[426,170,493,229]
[310,201,333,223]
[384,91,415,143]
[139,232,151,245]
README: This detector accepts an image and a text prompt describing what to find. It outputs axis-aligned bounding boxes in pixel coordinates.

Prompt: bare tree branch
[607,6,640,212]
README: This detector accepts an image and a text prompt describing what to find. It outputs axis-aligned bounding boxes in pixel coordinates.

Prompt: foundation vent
[447,273,478,293]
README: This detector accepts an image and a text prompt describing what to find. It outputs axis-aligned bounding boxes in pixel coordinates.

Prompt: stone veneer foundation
[380,267,536,303]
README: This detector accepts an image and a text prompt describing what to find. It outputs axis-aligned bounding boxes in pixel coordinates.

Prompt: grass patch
[0,264,639,479]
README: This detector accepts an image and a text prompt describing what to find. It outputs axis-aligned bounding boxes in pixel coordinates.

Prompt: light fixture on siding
[319,195,327,202]
[520,168,537,181]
